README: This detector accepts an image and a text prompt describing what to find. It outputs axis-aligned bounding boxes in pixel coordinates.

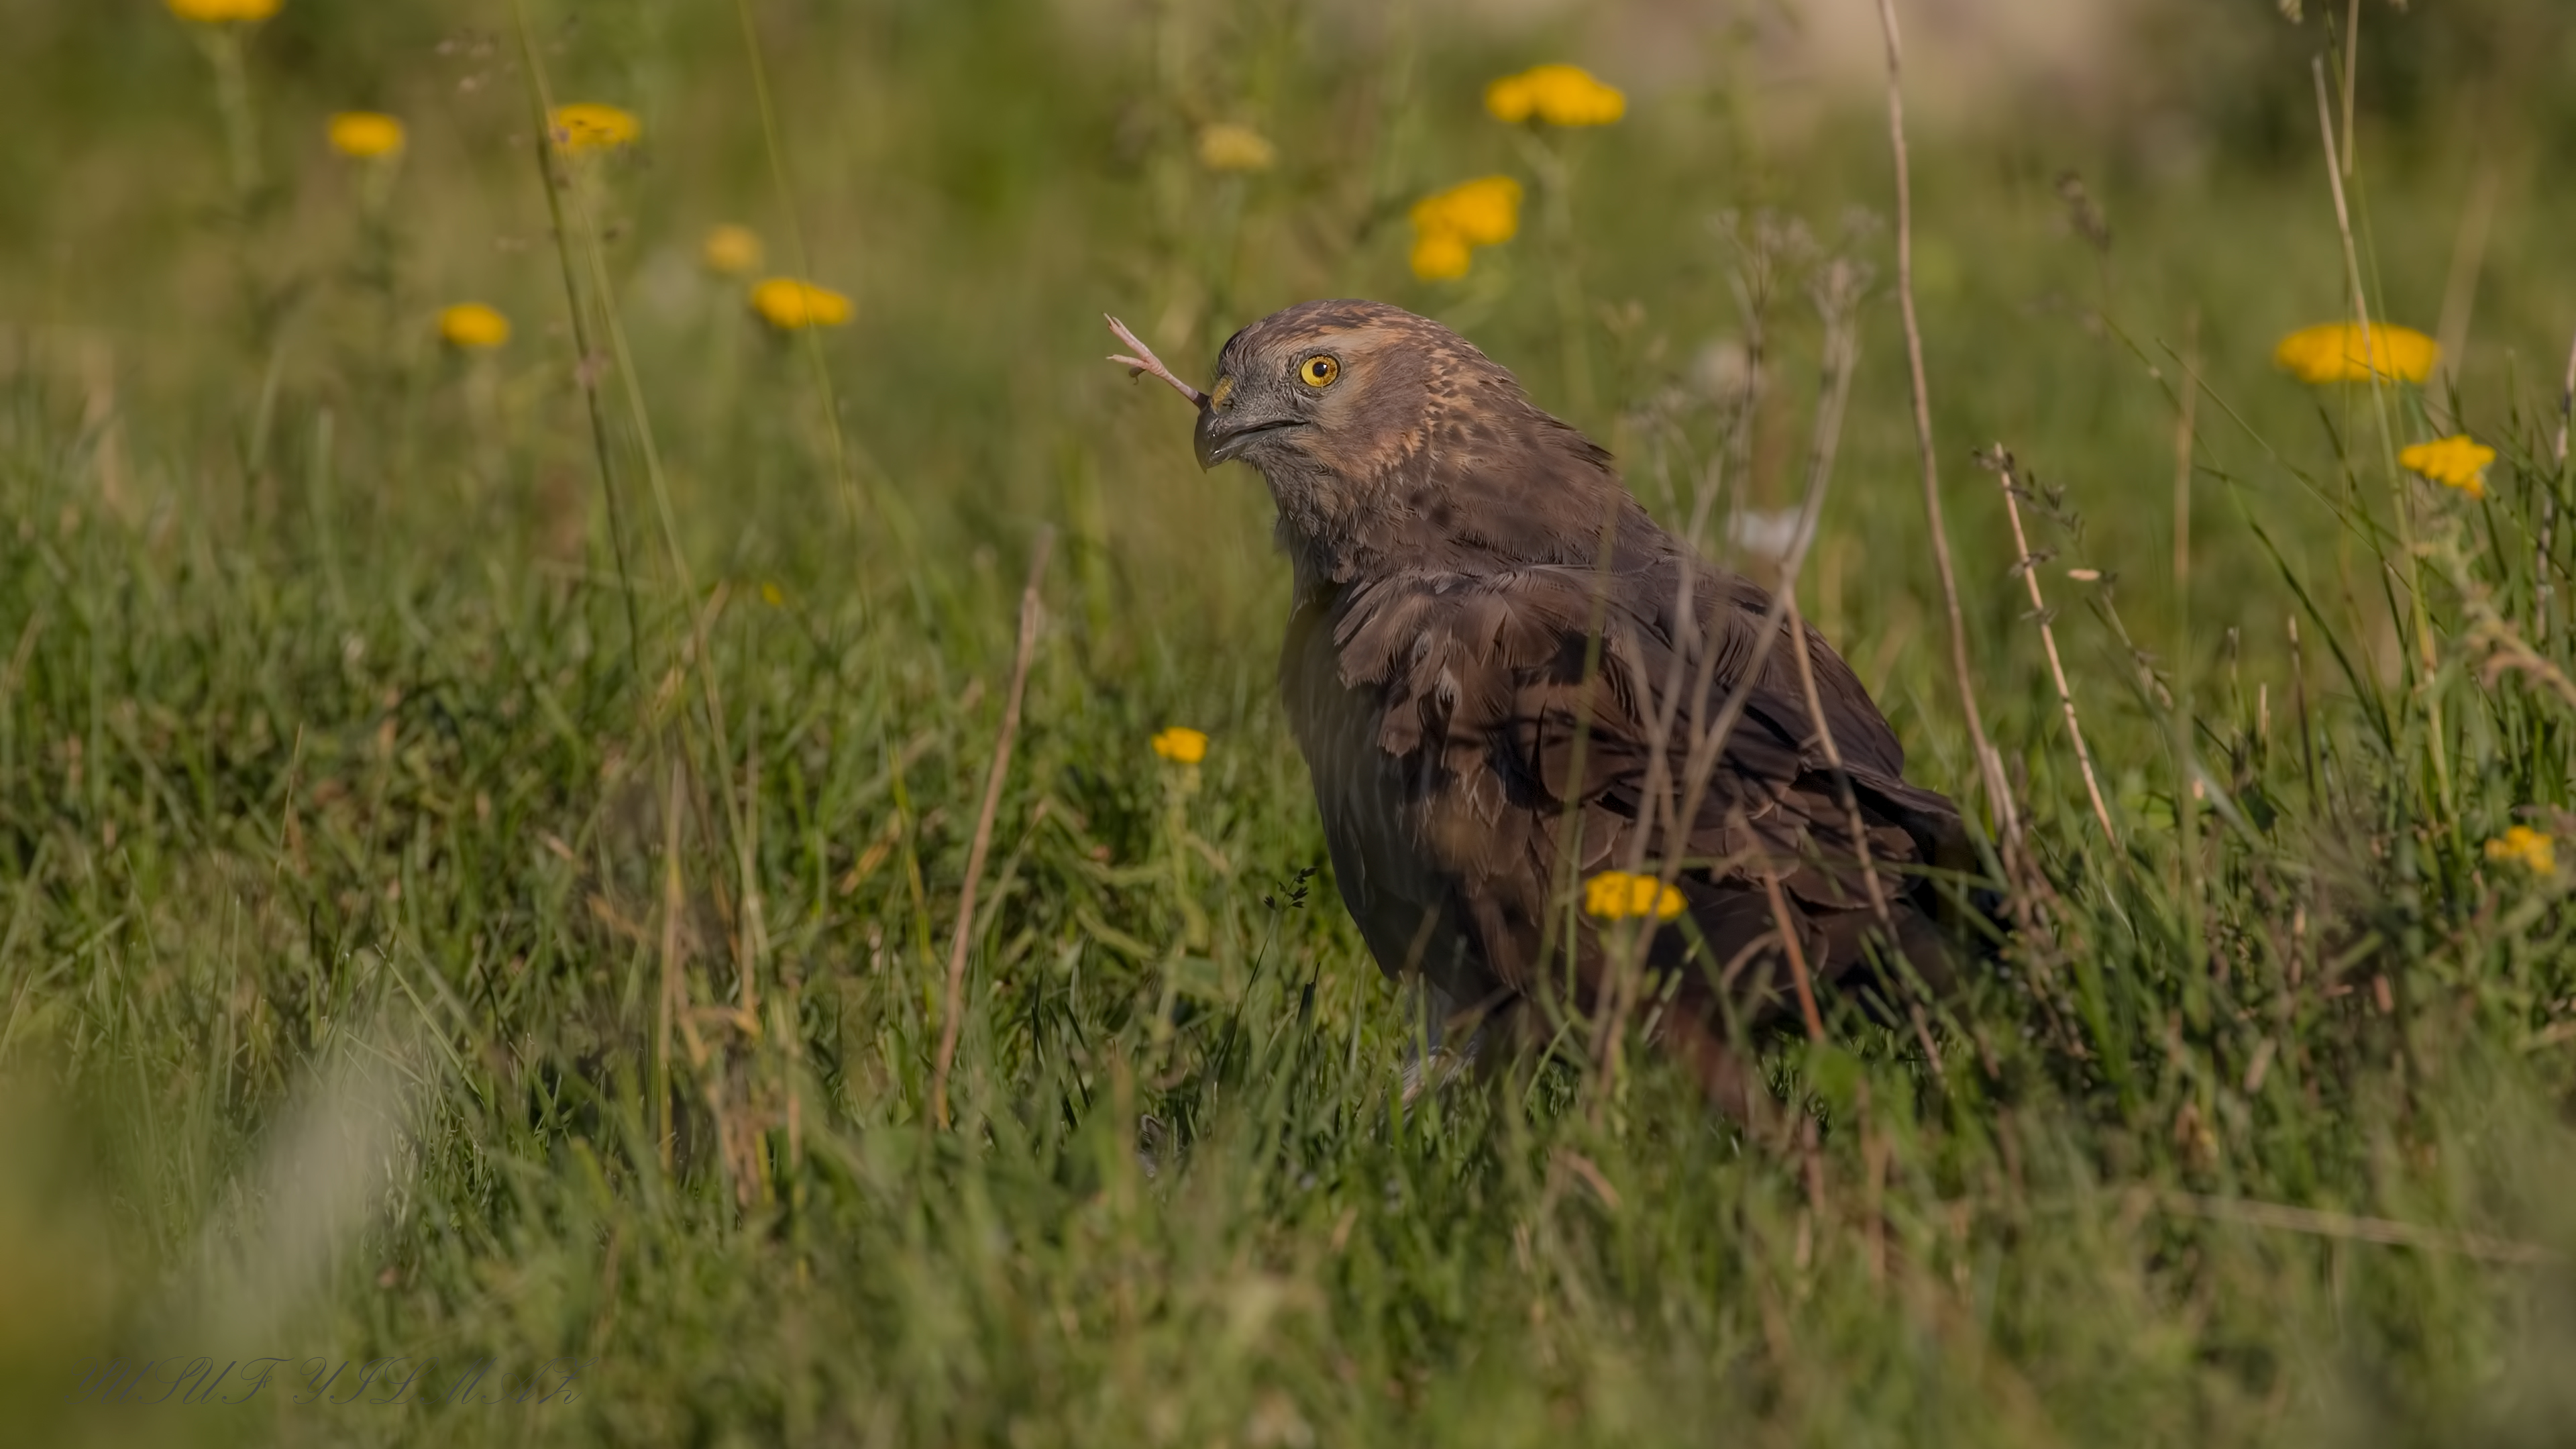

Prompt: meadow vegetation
[4,0,2576,1444]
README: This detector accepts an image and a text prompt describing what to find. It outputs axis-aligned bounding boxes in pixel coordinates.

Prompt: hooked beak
[1192,398,1301,472]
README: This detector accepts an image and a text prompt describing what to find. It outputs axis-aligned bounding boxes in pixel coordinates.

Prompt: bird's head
[1189,299,1461,479]
[1105,300,1625,572]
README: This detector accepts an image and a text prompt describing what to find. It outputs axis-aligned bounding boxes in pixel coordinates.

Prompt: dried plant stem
[2542,327,2575,643]
[199,28,262,210]
[2174,312,2199,630]
[732,0,863,531]
[2431,162,2499,404]
[1662,261,1861,873]
[1759,870,1827,1044]
[2338,0,2361,177]
[1576,309,1841,1104]
[2312,58,2452,818]
[2153,1189,2559,1267]
[658,759,686,1171]
[506,3,724,1175]
[506,0,644,678]
[1582,260,1856,1104]
[1105,315,1209,409]
[1523,131,1596,419]
[2288,615,2317,803]
[1874,0,2014,849]
[2473,623,2576,713]
[2451,561,2576,712]
[2555,328,2576,467]
[2171,322,2196,793]
[933,528,1055,1129]
[1784,594,1894,928]
[1989,451,2118,851]
[2169,320,2205,965]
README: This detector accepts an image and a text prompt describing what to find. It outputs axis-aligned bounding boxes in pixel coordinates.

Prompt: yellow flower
[437,303,511,350]
[1150,727,1209,765]
[1407,175,1523,280]
[1583,870,1686,922]
[759,582,785,608]
[2273,322,2438,385]
[327,111,405,160]
[2485,824,2557,876]
[702,224,762,276]
[1413,175,1522,246]
[549,103,640,155]
[2398,434,2496,499]
[166,0,280,21]
[1485,64,1626,127]
[1196,123,1277,173]
[748,278,853,331]
[1409,231,1472,281]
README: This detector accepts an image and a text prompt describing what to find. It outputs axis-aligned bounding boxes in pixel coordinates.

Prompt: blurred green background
[7,0,2574,678]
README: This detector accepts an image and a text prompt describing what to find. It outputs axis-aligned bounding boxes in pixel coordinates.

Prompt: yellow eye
[1298,354,1340,387]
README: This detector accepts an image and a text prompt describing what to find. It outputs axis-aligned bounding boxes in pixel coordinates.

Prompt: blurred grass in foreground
[3,0,2576,1444]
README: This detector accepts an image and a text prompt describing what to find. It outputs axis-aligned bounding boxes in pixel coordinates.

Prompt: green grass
[5,1,2576,1444]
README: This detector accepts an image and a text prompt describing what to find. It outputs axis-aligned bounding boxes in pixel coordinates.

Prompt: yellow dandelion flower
[1196,123,1277,173]
[1150,727,1209,765]
[166,0,280,22]
[1583,870,1686,922]
[549,103,640,155]
[327,111,405,160]
[702,224,762,276]
[1413,175,1523,246]
[2398,434,2496,499]
[1407,175,1523,280]
[1409,231,1472,281]
[2273,322,2438,386]
[2485,824,2557,876]
[437,303,511,350]
[748,278,853,331]
[759,582,785,608]
[1485,64,1626,127]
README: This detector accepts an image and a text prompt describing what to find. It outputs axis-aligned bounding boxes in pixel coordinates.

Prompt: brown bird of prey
[1106,299,1975,1108]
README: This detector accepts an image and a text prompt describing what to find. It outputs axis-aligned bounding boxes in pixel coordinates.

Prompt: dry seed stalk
[1873,0,2016,853]
[1984,449,2118,851]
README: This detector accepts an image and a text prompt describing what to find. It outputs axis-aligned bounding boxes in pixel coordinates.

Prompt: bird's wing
[1328,558,1965,994]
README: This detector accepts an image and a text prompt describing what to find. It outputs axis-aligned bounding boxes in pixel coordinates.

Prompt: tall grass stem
[1874,0,2015,853]
[934,527,1053,1129]
[733,0,865,533]
[2311,56,2453,822]
[1989,449,2118,853]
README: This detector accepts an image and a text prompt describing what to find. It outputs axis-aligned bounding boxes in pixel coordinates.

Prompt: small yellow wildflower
[1150,727,1209,765]
[2273,322,2438,386]
[702,224,762,276]
[1409,231,1472,282]
[327,111,405,160]
[166,0,280,21]
[1415,176,1523,246]
[1584,870,1686,922]
[1196,123,1277,173]
[2398,434,2496,499]
[1407,175,1523,281]
[437,303,511,350]
[759,582,785,608]
[549,103,640,155]
[1485,64,1626,127]
[2485,825,2557,876]
[748,278,853,331]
